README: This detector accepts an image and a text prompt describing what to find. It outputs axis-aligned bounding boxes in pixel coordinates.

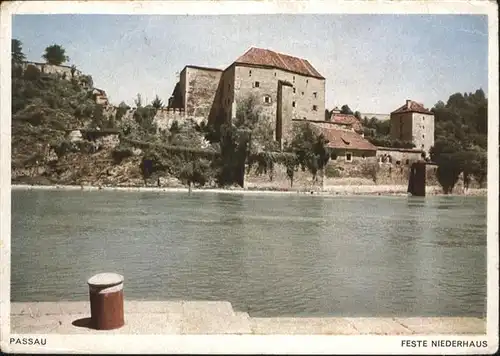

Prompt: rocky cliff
[11,65,212,187]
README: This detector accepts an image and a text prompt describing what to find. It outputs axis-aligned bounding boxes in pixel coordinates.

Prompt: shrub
[111,146,134,164]
[179,159,213,187]
[360,161,379,182]
[325,164,342,178]
[23,65,41,81]
[115,102,130,121]
[12,65,24,78]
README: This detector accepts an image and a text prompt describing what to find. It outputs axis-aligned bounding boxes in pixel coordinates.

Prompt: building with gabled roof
[233,47,325,79]
[390,99,435,154]
[329,112,364,133]
[169,47,325,146]
[296,120,377,163]
[391,99,433,115]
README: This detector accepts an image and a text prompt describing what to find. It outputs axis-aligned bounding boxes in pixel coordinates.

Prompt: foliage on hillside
[206,95,331,188]
[430,89,487,192]
[11,64,103,169]
[362,117,415,149]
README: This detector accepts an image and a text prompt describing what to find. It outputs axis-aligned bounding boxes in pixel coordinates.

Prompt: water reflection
[11,191,487,317]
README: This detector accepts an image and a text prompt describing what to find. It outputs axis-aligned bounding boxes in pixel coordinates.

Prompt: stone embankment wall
[376,147,424,164]
[322,158,440,186]
[245,163,324,191]
[243,158,447,191]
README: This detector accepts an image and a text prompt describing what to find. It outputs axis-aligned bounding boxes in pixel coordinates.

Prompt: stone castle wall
[22,61,82,80]
[184,67,223,118]
[233,65,325,125]
[389,111,435,154]
[410,112,435,153]
[153,108,204,131]
[390,112,414,143]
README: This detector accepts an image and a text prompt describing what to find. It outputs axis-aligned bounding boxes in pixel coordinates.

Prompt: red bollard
[87,273,125,330]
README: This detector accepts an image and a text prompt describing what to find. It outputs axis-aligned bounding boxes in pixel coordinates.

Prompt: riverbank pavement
[8,301,486,335]
[9,183,488,196]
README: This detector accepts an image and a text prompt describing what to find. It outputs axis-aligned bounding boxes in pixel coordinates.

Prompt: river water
[11,190,487,317]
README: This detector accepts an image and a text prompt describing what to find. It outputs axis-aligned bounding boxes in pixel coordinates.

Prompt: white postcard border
[0,1,498,354]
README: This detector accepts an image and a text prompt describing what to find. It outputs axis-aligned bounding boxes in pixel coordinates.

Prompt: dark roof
[310,124,377,151]
[183,65,223,73]
[391,100,433,115]
[234,47,324,79]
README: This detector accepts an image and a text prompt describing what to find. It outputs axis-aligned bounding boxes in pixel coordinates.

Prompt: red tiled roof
[329,113,363,132]
[310,123,377,151]
[391,100,433,115]
[234,47,324,79]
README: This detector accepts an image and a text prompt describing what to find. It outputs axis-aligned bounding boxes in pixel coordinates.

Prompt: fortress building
[390,100,435,154]
[168,47,326,146]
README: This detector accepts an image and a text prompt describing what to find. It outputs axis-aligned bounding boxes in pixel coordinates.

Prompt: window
[361,154,366,160]
[313,92,317,98]
[301,91,304,95]
[405,159,410,165]
[274,72,276,77]
[396,160,401,165]
[346,153,352,162]
[292,101,296,107]
[249,70,252,77]
[331,152,338,160]
[228,84,230,90]
[421,144,425,148]
[293,88,296,93]
[312,105,318,111]
[293,76,295,83]
[306,79,309,84]
[264,95,271,104]
[254,81,260,88]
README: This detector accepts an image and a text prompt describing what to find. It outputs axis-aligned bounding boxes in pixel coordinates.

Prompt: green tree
[12,39,26,64]
[430,88,488,192]
[288,122,330,181]
[115,101,130,121]
[324,109,331,121]
[42,44,69,65]
[23,65,41,81]
[340,104,353,115]
[179,159,212,191]
[151,95,164,111]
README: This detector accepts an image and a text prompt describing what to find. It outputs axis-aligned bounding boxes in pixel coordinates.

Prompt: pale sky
[12,14,488,113]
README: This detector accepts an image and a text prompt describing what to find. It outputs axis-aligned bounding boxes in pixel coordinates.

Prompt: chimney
[406,99,411,107]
